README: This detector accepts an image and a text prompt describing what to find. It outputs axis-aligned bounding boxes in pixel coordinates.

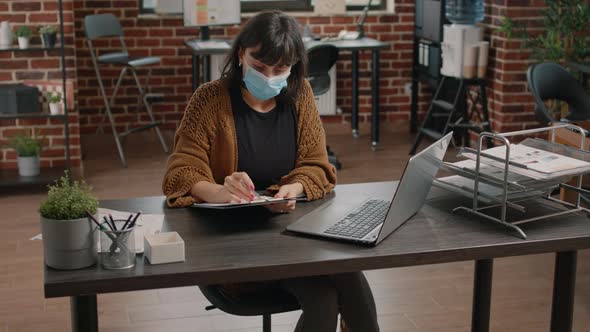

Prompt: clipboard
[192,195,307,209]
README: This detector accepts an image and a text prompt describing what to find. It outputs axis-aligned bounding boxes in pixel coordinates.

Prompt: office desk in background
[185,37,390,149]
[44,182,590,332]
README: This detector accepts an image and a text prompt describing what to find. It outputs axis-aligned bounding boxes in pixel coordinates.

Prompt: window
[140,0,156,14]
[139,0,385,14]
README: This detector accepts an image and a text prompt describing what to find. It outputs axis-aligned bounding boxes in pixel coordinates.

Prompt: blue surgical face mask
[242,62,290,101]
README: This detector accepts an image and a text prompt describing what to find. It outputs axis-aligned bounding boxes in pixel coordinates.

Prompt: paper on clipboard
[192,195,306,209]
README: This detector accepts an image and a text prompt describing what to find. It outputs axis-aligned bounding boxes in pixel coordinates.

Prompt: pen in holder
[99,219,136,270]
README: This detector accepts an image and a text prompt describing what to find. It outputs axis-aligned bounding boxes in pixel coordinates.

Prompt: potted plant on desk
[40,172,99,270]
[5,133,45,177]
[47,92,62,115]
[38,25,57,48]
[15,26,32,49]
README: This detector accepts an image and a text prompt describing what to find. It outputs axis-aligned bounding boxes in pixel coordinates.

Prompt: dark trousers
[279,272,379,332]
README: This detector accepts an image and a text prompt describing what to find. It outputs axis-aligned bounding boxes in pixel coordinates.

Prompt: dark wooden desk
[44,182,590,332]
[185,37,389,148]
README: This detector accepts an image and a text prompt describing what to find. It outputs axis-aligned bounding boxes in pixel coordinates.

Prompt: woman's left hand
[266,183,304,214]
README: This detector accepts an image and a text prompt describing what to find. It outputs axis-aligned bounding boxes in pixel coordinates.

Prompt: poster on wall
[183,0,241,27]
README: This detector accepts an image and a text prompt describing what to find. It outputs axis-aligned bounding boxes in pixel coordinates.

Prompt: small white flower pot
[49,103,61,115]
[17,155,40,177]
[17,37,29,49]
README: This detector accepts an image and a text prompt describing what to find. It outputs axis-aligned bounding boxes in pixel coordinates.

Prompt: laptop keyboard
[324,199,390,239]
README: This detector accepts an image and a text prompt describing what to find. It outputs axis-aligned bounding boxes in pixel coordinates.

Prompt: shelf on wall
[0,113,67,120]
[0,0,72,191]
[0,167,67,188]
[0,45,62,52]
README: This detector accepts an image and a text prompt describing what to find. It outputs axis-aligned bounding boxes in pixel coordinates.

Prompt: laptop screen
[374,132,452,244]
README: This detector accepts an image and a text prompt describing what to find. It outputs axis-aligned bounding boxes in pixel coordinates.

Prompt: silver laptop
[286,132,452,246]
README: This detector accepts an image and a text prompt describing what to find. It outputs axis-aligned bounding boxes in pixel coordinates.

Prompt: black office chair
[306,44,342,170]
[199,285,300,332]
[307,44,339,95]
[527,62,590,125]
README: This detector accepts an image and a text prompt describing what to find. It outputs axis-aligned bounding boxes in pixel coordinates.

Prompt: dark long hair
[221,11,307,106]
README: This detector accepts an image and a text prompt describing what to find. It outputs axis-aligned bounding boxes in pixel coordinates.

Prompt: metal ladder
[410,76,492,155]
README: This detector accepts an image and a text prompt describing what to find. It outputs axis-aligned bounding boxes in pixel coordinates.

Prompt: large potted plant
[500,0,590,119]
[5,133,44,177]
[40,172,99,270]
[500,0,590,64]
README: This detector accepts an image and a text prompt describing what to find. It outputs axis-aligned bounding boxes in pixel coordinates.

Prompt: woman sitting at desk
[163,11,379,332]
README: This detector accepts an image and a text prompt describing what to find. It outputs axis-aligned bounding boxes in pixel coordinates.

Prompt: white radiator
[315,66,338,116]
[210,54,225,82]
[210,55,338,116]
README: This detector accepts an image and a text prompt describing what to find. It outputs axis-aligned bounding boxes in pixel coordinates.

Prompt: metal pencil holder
[99,220,136,270]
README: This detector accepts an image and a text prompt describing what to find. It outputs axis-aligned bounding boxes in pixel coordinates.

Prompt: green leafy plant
[39,172,99,220]
[47,91,61,104]
[499,0,590,63]
[15,26,33,38]
[4,133,45,157]
[499,0,590,120]
[38,25,57,34]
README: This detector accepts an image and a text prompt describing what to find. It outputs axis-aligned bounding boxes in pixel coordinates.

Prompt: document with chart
[459,142,590,180]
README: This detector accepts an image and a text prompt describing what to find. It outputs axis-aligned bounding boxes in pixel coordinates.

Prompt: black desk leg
[471,258,493,332]
[203,54,211,83]
[371,49,380,149]
[192,55,200,91]
[71,295,98,332]
[550,251,577,332]
[351,50,359,138]
[410,38,419,133]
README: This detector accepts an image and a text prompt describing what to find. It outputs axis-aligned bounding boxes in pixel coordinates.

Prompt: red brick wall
[73,0,415,134]
[413,0,543,137]
[0,0,81,169]
[1,0,549,170]
[483,0,544,133]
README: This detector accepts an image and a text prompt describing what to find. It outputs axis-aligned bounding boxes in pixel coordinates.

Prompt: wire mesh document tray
[433,123,590,239]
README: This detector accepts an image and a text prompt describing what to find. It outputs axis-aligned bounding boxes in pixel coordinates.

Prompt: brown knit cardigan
[162,79,337,207]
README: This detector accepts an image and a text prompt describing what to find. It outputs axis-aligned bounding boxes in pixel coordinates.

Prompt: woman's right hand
[192,172,256,203]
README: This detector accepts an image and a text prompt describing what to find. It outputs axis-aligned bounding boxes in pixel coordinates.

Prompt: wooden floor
[1,123,590,332]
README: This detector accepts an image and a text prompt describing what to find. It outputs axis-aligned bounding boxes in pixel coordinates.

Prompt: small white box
[144,232,185,264]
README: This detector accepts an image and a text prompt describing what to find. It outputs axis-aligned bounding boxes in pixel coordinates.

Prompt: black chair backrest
[307,44,339,76]
[306,44,339,96]
[527,62,590,125]
[84,13,124,40]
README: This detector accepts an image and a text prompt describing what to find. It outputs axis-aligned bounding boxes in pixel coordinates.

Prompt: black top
[230,87,297,190]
